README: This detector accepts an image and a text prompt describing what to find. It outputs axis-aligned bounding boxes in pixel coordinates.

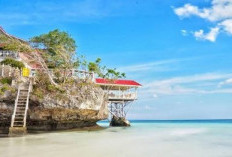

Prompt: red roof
[95,78,141,86]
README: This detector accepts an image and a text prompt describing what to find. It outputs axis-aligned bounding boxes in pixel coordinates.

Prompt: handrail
[108,93,137,100]
[23,78,32,127]
[11,84,20,127]
[30,68,95,81]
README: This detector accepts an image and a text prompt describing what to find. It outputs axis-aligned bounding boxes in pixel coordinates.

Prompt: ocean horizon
[101,119,232,123]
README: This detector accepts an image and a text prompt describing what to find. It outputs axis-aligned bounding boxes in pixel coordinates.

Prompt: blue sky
[1,0,232,120]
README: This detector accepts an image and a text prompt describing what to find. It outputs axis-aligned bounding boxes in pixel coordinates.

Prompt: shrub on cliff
[0,34,32,52]
[1,58,25,69]
[0,77,12,85]
[0,83,15,96]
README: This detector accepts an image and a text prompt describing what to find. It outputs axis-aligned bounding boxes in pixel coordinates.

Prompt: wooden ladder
[11,80,32,128]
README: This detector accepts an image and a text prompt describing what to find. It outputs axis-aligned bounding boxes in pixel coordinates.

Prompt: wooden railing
[30,68,95,81]
[0,50,18,59]
[108,92,137,100]
[23,79,32,127]
[0,64,95,81]
[10,85,20,127]
[0,64,21,78]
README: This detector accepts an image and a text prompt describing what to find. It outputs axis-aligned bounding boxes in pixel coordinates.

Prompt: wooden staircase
[10,80,32,128]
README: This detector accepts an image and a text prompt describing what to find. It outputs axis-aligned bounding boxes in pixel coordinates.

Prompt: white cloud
[118,57,197,73]
[141,72,232,96]
[174,1,232,22]
[194,27,220,42]
[153,94,158,98]
[174,0,232,42]
[118,59,178,73]
[219,78,232,86]
[181,29,188,36]
[174,4,209,19]
[219,19,232,34]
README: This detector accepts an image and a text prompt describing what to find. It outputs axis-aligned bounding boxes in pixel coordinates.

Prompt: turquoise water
[0,120,232,157]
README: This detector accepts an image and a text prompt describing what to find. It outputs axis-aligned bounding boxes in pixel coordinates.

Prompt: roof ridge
[96,78,135,81]
[96,78,142,86]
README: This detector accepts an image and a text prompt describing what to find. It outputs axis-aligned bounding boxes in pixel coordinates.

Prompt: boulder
[110,116,130,127]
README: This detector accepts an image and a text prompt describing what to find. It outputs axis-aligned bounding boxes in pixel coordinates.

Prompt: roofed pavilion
[95,78,141,125]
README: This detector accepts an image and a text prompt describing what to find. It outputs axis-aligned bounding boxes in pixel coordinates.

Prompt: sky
[1,0,232,120]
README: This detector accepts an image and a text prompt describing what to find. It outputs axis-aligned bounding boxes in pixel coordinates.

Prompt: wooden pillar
[9,66,11,77]
[2,64,4,77]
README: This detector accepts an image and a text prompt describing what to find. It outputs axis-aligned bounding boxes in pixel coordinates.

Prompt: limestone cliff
[0,81,108,133]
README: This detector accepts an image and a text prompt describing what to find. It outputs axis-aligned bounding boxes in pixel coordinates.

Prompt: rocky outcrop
[0,82,109,133]
[110,116,130,127]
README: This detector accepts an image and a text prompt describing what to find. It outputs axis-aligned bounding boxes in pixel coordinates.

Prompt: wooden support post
[2,64,4,77]
[9,66,11,77]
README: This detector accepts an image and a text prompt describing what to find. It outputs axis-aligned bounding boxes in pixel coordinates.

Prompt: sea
[0,120,232,157]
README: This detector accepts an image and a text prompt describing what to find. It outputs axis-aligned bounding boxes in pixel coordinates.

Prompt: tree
[30,29,77,84]
[87,57,126,80]
[88,58,101,73]
[30,29,76,69]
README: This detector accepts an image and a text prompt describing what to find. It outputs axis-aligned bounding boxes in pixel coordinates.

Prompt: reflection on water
[0,121,232,157]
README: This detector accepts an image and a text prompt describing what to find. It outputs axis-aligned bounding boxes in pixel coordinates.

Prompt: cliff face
[0,82,108,133]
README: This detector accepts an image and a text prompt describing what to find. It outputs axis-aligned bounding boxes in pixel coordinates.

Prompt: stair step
[15,114,24,116]
[18,100,27,102]
[15,112,25,114]
[13,125,23,127]
[16,110,25,113]
[15,120,24,122]
[20,89,29,91]
[15,115,24,118]
[17,106,25,108]
[15,114,24,117]
[18,102,26,104]
[17,106,26,108]
[19,96,27,98]
[16,110,25,112]
[14,121,23,123]
[16,111,25,113]
[16,109,25,111]
[15,113,24,115]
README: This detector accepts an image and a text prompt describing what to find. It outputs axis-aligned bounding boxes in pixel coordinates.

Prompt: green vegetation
[1,58,25,69]
[1,28,126,94]
[0,28,128,101]
[0,83,15,96]
[30,29,76,69]
[87,58,126,79]
[30,29,126,83]
[0,34,32,52]
[0,77,12,85]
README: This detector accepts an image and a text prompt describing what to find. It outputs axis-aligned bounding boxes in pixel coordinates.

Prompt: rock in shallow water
[110,116,131,127]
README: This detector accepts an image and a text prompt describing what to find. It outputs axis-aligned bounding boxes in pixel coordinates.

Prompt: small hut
[95,78,141,126]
